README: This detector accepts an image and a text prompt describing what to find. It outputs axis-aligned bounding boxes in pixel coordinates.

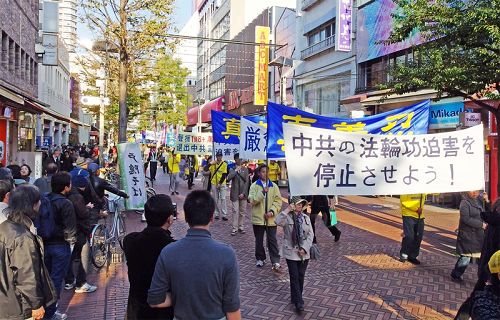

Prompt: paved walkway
[59,171,474,319]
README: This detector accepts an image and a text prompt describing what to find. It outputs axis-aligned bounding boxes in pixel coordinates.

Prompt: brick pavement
[59,172,475,319]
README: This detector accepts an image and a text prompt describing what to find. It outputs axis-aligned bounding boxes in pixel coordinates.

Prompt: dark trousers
[311,207,341,244]
[286,259,309,307]
[65,234,90,287]
[253,225,280,264]
[187,172,194,189]
[160,161,167,173]
[44,244,71,318]
[400,216,425,259]
[150,161,157,180]
[451,256,472,279]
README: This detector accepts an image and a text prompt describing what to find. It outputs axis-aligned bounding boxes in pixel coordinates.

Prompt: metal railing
[301,35,335,60]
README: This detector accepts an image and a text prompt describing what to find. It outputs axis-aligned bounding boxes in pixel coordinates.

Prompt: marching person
[202,155,212,192]
[186,155,198,190]
[168,150,181,196]
[399,193,426,265]
[210,150,228,221]
[148,147,159,181]
[471,250,500,319]
[248,164,283,271]
[268,160,281,185]
[275,197,314,312]
[451,191,488,282]
[306,195,341,243]
[227,153,250,236]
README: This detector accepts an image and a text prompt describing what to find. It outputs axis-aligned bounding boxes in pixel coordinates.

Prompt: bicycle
[90,193,127,268]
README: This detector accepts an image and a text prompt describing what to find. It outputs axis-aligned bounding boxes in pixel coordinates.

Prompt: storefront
[186,96,225,127]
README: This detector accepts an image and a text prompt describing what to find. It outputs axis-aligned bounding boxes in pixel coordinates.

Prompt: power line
[162,33,287,49]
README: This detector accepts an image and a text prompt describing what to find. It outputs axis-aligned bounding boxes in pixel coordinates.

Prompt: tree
[81,0,176,142]
[383,0,500,192]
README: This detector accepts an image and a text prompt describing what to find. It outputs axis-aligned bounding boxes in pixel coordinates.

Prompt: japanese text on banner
[240,117,267,160]
[117,143,147,210]
[175,132,213,155]
[283,123,484,196]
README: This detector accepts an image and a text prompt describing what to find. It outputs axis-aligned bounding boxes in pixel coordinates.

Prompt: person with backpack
[0,185,57,320]
[41,172,76,320]
[210,150,228,220]
[64,169,97,294]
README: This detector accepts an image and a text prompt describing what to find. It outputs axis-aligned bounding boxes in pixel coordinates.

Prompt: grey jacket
[0,220,57,319]
[227,166,250,202]
[275,210,314,261]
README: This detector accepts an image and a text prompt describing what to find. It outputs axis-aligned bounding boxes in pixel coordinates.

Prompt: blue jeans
[400,216,424,260]
[451,256,472,279]
[44,244,71,318]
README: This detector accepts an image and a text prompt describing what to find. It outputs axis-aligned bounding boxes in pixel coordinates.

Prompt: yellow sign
[254,26,270,106]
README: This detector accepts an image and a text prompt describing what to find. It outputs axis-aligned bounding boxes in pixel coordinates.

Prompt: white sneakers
[256,260,265,267]
[74,282,98,293]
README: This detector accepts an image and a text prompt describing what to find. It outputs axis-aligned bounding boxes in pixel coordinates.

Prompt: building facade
[294,0,356,117]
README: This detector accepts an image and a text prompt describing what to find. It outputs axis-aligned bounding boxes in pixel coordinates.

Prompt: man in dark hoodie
[64,169,97,294]
[124,194,176,319]
[44,172,77,320]
[478,199,500,287]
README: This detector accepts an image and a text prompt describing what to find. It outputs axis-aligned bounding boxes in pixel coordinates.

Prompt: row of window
[0,31,38,87]
[209,77,225,100]
[307,21,335,47]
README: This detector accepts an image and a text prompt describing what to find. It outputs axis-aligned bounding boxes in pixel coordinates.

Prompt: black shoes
[295,304,304,312]
[408,258,421,265]
[334,231,341,242]
[222,217,228,221]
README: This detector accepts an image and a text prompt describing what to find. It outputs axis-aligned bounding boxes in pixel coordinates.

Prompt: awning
[25,100,90,127]
[187,96,225,126]
[361,89,443,106]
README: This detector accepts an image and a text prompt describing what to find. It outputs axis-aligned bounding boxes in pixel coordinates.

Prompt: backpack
[34,193,57,239]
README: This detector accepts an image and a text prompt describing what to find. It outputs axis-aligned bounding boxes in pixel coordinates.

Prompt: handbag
[324,209,337,227]
[309,244,320,260]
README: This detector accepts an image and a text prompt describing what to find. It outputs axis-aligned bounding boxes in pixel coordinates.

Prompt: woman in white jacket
[275,197,314,312]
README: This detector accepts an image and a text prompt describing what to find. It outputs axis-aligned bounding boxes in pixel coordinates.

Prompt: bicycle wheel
[117,212,127,250]
[90,224,108,268]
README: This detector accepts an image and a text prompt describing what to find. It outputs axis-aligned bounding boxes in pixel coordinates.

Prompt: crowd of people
[0,145,128,320]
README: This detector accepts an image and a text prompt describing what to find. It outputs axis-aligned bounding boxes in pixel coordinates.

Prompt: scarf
[291,212,304,247]
[256,179,273,189]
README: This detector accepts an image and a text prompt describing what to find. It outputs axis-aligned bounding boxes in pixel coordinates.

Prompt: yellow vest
[168,154,181,173]
[210,161,228,185]
[400,194,426,219]
[268,162,280,182]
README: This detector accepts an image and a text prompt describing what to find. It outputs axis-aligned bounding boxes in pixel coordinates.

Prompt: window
[1,32,7,68]
[307,21,335,47]
[9,39,14,72]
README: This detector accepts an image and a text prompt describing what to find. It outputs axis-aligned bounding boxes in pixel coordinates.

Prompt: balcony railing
[301,35,335,60]
[301,0,323,11]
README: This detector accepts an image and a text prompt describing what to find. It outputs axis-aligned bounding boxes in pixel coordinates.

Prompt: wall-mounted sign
[42,33,58,66]
[254,26,270,106]
[429,101,464,129]
[336,0,353,52]
[460,112,481,127]
[3,107,11,118]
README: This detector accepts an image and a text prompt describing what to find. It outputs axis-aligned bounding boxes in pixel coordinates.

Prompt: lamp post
[269,56,294,104]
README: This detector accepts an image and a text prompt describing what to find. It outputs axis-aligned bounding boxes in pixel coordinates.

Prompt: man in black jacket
[124,194,176,320]
[87,163,128,211]
[44,172,76,320]
[64,169,97,294]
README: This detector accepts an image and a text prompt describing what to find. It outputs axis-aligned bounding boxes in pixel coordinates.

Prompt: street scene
[1,0,499,320]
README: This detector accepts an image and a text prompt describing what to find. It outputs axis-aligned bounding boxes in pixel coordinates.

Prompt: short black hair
[258,164,268,173]
[46,163,58,175]
[234,153,240,160]
[8,184,41,223]
[183,190,215,227]
[51,172,72,194]
[145,194,175,227]
[21,164,32,176]
[7,165,22,179]
[0,180,13,202]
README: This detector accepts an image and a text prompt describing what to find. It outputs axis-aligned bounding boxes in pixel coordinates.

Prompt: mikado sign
[283,123,485,196]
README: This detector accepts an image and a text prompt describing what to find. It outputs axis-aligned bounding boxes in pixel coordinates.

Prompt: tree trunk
[118,0,128,143]
[495,110,500,198]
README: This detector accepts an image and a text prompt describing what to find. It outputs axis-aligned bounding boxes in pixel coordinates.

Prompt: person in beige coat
[275,197,314,313]
[248,164,283,271]
[226,153,250,236]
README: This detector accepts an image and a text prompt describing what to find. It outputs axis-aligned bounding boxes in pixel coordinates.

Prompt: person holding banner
[400,194,427,265]
[210,151,229,220]
[248,164,283,271]
[268,160,280,185]
[167,151,181,196]
[227,153,250,236]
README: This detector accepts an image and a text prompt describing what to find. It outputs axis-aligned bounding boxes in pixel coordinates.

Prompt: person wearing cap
[275,197,314,312]
[471,250,500,319]
[65,169,97,294]
[210,150,229,220]
[248,164,283,271]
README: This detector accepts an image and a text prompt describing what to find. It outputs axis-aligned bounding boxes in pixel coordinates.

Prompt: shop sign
[429,101,464,129]
[42,33,58,66]
[3,107,11,118]
[336,0,353,52]
[0,141,4,160]
[227,86,254,111]
[254,26,270,106]
[460,112,481,127]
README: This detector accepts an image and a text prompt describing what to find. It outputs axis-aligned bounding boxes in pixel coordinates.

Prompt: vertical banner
[212,110,241,160]
[117,143,147,210]
[283,123,484,196]
[240,117,267,160]
[254,26,270,106]
[336,0,353,52]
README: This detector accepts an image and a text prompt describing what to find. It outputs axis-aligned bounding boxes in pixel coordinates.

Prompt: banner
[212,110,266,160]
[117,143,147,210]
[254,26,270,105]
[268,100,430,159]
[283,123,484,196]
[175,132,213,155]
[240,117,267,160]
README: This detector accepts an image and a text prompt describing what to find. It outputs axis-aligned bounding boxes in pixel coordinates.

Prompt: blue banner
[211,111,266,144]
[267,100,430,159]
